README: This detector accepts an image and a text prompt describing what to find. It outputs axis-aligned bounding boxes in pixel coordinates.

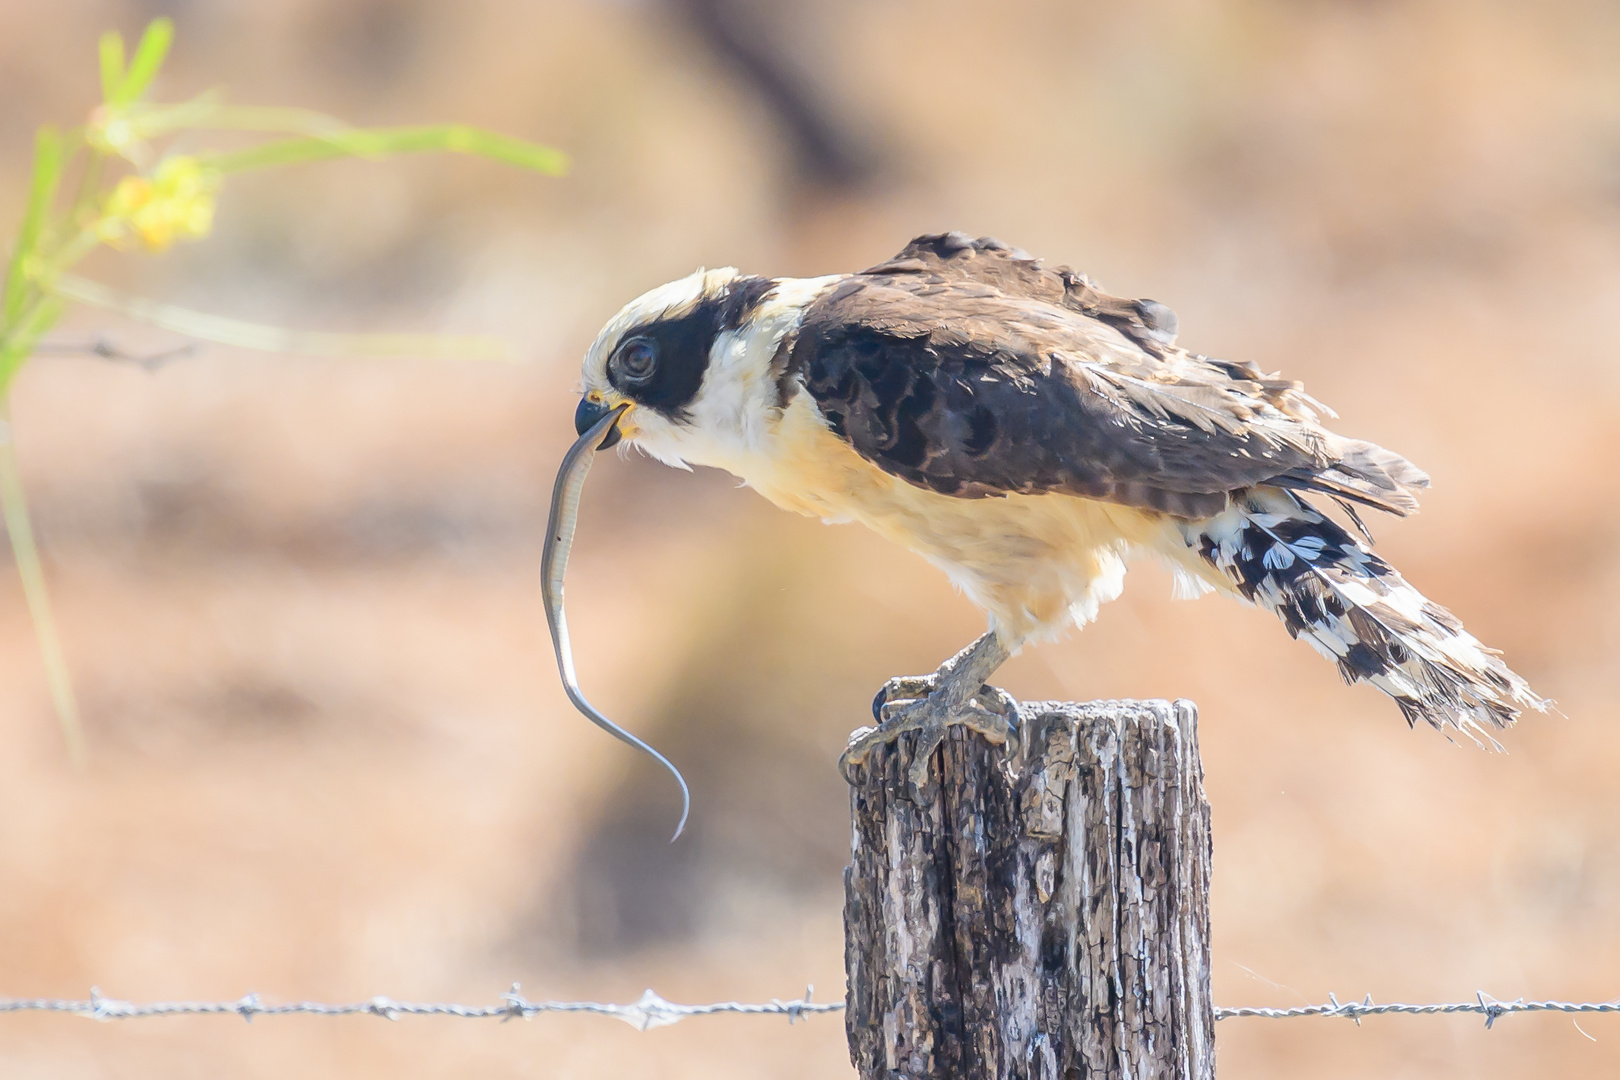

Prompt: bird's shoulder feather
[787,232,1425,518]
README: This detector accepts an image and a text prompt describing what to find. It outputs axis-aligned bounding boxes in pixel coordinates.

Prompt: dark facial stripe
[606,276,777,422]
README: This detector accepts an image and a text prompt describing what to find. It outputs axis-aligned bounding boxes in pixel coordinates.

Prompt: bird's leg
[841,630,1020,788]
[865,631,1013,719]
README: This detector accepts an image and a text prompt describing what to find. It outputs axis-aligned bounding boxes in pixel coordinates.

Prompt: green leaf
[203,124,570,176]
[0,399,86,766]
[114,17,174,106]
[98,30,126,105]
[3,126,65,330]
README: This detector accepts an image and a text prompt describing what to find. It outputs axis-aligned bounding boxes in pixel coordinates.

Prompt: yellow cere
[585,391,638,436]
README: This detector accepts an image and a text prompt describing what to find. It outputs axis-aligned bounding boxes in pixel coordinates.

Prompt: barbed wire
[3,988,1617,1030]
[0,986,841,1032]
[1218,992,1620,1029]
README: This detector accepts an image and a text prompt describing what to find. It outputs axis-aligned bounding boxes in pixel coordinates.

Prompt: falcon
[572,232,1547,785]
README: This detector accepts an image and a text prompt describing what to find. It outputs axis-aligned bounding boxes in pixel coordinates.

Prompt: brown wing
[786,233,1427,519]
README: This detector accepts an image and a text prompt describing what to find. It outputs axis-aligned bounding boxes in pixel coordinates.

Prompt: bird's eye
[612,337,659,383]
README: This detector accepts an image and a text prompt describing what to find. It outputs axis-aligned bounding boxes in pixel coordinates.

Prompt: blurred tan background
[1,1,1618,1076]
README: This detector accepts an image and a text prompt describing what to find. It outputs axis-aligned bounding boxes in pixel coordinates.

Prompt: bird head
[576,266,842,469]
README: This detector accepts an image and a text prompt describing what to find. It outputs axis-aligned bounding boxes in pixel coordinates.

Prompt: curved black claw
[871,674,938,722]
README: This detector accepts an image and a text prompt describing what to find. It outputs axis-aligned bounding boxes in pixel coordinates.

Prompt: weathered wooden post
[843,698,1214,1080]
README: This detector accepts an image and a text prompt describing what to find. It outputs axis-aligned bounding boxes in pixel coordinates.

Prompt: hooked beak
[574,397,625,449]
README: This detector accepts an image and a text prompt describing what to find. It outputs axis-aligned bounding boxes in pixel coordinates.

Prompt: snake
[541,403,690,841]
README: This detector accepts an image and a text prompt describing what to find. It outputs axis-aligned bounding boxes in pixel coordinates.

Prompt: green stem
[69,148,107,228]
[44,227,102,274]
[0,397,85,767]
[200,124,569,176]
[0,293,66,397]
[0,225,102,393]
[3,126,65,328]
[50,272,508,360]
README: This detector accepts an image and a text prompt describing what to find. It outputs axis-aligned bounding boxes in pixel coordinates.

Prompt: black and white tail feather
[1185,486,1548,742]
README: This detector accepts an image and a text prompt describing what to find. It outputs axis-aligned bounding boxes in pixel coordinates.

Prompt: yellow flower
[95,156,219,252]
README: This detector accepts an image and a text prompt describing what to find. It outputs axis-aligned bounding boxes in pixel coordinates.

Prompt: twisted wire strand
[3,988,1617,1030]
[0,987,841,1031]
[1217,992,1620,1028]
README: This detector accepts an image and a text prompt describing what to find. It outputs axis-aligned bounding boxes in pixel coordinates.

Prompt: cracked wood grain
[843,699,1214,1079]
